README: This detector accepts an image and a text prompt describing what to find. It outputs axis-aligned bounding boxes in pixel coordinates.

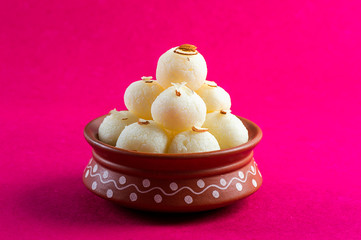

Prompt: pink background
[1,0,360,239]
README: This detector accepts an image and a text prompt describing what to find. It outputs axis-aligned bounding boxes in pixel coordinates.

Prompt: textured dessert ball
[151,83,207,132]
[98,110,138,146]
[124,77,164,120]
[116,119,169,153]
[196,81,231,113]
[203,110,248,149]
[168,126,220,153]
[156,44,207,91]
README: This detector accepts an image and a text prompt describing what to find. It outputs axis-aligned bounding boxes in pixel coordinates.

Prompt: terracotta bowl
[83,115,263,212]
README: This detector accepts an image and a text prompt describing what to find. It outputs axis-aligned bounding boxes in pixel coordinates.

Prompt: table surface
[1,0,360,239]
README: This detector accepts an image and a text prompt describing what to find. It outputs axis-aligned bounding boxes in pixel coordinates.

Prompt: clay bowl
[83,115,263,212]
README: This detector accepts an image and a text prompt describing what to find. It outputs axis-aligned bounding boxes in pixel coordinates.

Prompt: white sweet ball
[124,77,164,120]
[116,119,169,153]
[98,110,138,146]
[168,127,220,153]
[156,44,207,90]
[203,110,248,149]
[151,83,207,132]
[196,81,231,113]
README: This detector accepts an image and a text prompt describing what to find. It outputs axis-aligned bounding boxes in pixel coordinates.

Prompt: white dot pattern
[212,190,219,198]
[184,195,193,204]
[252,179,257,187]
[106,189,113,198]
[142,179,150,188]
[170,182,178,191]
[236,183,243,191]
[119,176,126,185]
[197,179,205,188]
[130,193,137,202]
[220,178,227,186]
[154,194,162,203]
[86,162,260,204]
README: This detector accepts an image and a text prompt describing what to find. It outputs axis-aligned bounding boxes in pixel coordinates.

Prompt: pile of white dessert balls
[98,44,248,153]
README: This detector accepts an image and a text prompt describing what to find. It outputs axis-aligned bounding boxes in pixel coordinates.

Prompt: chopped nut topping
[179,44,197,52]
[122,117,128,120]
[141,76,153,83]
[207,81,217,87]
[192,126,209,132]
[220,109,231,114]
[138,119,150,125]
[175,89,181,96]
[174,44,198,55]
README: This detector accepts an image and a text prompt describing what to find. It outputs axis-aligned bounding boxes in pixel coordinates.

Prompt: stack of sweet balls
[98,44,248,153]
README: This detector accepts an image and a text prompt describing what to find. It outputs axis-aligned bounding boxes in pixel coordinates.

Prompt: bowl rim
[84,114,263,159]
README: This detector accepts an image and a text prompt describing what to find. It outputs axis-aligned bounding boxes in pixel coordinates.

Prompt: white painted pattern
[85,161,258,198]
[236,183,243,191]
[103,171,109,179]
[106,189,113,198]
[170,182,178,191]
[184,195,193,204]
[142,179,151,188]
[212,190,220,198]
[130,193,137,201]
[119,176,126,185]
[197,179,205,188]
[154,194,162,203]
[220,178,227,186]
[92,181,97,190]
[252,179,257,187]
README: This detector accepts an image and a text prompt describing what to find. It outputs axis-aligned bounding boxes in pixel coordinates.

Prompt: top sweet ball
[98,44,248,153]
[156,44,207,90]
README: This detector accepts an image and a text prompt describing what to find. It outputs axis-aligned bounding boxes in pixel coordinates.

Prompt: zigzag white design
[86,161,257,196]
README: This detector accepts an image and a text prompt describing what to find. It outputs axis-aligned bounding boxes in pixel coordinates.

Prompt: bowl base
[83,157,262,212]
